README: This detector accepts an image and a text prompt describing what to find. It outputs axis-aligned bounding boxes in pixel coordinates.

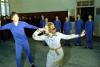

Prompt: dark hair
[88,14,92,16]
[10,12,18,19]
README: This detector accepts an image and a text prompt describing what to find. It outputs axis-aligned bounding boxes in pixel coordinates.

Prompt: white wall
[9,0,19,13]
[95,0,100,37]
[95,0,100,8]
[9,0,100,36]
[9,0,76,13]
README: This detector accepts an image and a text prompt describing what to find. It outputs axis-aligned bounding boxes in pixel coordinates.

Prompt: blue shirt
[54,20,61,31]
[39,20,45,28]
[85,20,95,34]
[63,21,72,33]
[0,21,38,44]
[75,19,84,34]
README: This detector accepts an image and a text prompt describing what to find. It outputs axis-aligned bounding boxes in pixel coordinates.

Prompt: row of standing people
[0,14,95,49]
[39,14,95,49]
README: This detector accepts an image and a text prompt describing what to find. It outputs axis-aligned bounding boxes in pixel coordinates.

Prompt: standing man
[0,12,38,67]
[54,16,61,32]
[0,16,1,41]
[39,15,45,28]
[85,15,95,49]
[75,14,84,46]
[63,16,72,47]
[45,17,49,25]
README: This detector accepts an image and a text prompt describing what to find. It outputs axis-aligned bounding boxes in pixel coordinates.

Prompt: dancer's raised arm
[32,28,46,41]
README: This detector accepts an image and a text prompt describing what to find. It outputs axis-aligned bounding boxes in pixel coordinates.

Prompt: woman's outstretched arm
[60,30,85,40]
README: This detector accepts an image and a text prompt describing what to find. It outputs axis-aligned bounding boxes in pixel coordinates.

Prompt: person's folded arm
[32,29,46,41]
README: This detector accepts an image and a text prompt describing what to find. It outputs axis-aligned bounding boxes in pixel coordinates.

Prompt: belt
[50,46,61,55]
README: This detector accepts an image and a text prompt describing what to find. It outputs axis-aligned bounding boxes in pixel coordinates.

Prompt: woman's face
[49,28,56,34]
[12,14,19,22]
[45,25,56,35]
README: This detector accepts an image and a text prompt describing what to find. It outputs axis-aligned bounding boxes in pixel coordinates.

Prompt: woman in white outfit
[32,22,85,67]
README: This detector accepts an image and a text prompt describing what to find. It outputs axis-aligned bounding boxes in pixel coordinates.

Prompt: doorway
[77,7,94,22]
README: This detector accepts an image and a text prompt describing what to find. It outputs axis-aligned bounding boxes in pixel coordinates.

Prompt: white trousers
[46,48,64,67]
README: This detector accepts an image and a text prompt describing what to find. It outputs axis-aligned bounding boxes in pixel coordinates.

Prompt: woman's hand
[38,28,45,32]
[80,30,85,37]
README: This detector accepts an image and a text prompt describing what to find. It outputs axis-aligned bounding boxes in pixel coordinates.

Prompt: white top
[32,30,80,49]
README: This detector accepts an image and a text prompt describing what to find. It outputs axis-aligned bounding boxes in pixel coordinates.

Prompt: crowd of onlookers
[0,14,94,49]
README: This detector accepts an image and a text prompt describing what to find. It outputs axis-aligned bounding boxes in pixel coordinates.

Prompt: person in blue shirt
[63,16,72,47]
[85,15,95,49]
[75,14,84,46]
[39,15,45,28]
[54,16,61,32]
[0,12,38,67]
[0,16,1,41]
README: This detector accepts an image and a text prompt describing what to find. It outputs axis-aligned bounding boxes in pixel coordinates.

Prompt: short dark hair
[10,12,18,19]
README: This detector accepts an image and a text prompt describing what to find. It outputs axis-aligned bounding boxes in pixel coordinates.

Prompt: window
[6,2,10,15]
[77,0,94,7]
[1,0,4,1]
[0,0,10,16]
[1,2,6,16]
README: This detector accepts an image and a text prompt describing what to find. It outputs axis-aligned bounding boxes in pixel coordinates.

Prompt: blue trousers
[86,33,93,48]
[75,32,82,46]
[56,29,60,32]
[75,37,82,46]
[65,32,70,46]
[15,41,33,67]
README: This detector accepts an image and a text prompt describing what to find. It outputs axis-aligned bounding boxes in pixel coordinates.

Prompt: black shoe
[75,43,78,46]
[84,46,87,48]
[89,47,93,49]
[79,44,82,46]
[31,64,35,67]
[67,45,70,47]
